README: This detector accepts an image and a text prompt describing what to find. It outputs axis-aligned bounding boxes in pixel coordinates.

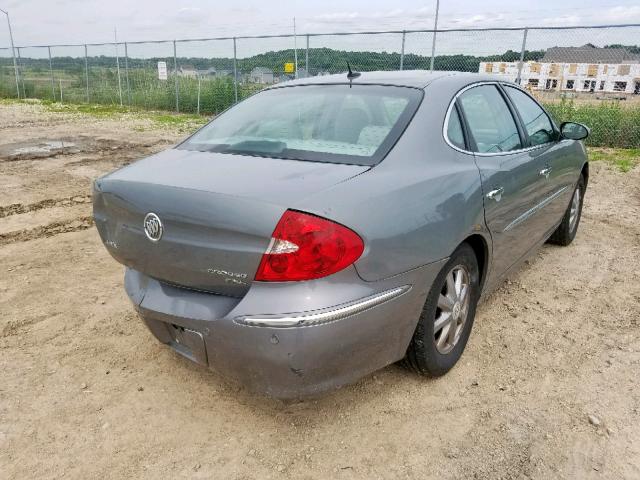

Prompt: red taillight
[255,210,364,282]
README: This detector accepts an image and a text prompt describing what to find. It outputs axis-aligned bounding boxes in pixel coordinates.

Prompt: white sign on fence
[157,61,168,80]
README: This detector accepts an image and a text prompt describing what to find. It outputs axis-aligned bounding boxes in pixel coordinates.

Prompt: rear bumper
[126,261,446,398]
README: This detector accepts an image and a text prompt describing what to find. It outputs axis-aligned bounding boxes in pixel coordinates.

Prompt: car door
[501,84,573,236]
[455,83,548,281]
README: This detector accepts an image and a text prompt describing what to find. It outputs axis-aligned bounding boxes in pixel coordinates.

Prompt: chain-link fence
[1,24,639,146]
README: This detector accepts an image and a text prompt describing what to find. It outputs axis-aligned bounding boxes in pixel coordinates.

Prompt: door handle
[539,167,552,178]
[486,187,504,202]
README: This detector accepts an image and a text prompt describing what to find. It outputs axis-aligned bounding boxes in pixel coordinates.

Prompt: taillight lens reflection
[254,210,364,282]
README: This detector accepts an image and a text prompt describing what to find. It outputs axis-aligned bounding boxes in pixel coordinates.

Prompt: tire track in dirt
[0,215,94,246]
[0,136,168,162]
[2,312,55,338]
[0,194,92,218]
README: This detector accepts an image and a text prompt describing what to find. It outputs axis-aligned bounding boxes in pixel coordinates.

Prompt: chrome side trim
[235,285,412,328]
[442,81,555,157]
[503,186,568,232]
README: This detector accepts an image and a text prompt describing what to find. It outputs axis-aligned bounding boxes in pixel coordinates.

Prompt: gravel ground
[1,101,639,480]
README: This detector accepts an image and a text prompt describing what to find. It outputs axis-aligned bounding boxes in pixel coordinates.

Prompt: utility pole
[114,27,123,106]
[0,7,20,98]
[232,37,238,103]
[429,0,440,72]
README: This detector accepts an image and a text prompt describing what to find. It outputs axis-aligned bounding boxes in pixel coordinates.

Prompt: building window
[485,63,493,73]
[569,63,578,74]
[587,64,598,77]
[566,80,575,89]
[613,81,627,92]
[528,79,539,88]
[549,64,559,76]
[599,81,605,90]
[618,64,630,76]
[499,63,506,73]
[545,79,558,90]
[530,63,541,73]
[603,65,609,74]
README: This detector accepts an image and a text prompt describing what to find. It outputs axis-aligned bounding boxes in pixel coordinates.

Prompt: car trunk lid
[93,149,368,297]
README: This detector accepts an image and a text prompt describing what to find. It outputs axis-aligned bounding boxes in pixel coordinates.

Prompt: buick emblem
[143,213,163,242]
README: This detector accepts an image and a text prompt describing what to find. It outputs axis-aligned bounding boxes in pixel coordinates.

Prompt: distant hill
[605,44,640,54]
[0,46,549,75]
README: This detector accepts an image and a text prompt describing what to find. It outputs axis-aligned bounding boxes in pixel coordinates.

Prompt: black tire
[402,243,480,376]
[548,174,585,246]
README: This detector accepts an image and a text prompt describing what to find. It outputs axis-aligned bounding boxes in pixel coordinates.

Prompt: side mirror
[560,122,590,141]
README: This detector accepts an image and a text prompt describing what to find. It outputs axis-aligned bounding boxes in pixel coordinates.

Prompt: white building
[479,44,640,95]
[178,65,198,78]
[248,67,275,84]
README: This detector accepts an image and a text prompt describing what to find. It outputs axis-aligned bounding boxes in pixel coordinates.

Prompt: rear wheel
[403,243,480,376]
[548,175,585,246]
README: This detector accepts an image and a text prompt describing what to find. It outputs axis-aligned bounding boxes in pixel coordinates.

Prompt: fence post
[4,11,20,99]
[400,30,406,70]
[16,47,25,97]
[197,76,201,115]
[115,42,123,107]
[233,37,238,103]
[293,19,298,79]
[429,0,440,72]
[305,35,309,73]
[84,44,89,102]
[124,42,131,106]
[59,78,63,103]
[48,46,55,101]
[173,40,179,113]
[516,28,529,85]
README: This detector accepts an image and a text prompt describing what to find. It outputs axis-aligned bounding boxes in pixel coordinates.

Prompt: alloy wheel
[569,187,581,233]
[434,265,470,354]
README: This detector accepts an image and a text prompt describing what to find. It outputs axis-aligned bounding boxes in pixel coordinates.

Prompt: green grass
[588,147,640,172]
[151,113,205,125]
[544,99,640,149]
[41,100,131,117]
[3,81,640,152]
[4,66,640,148]
[1,66,240,116]
[41,99,206,126]
[0,97,209,133]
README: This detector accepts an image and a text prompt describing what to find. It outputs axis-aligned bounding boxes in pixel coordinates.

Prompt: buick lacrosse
[93,71,589,398]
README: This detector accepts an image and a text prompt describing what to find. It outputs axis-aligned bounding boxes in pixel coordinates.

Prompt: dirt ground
[1,101,639,480]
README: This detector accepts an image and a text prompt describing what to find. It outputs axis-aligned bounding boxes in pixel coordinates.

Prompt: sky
[0,0,639,59]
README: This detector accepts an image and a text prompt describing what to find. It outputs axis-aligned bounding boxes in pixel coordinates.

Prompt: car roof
[269,70,504,89]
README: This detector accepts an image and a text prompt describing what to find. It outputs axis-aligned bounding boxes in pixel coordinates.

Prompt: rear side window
[504,86,555,146]
[179,85,423,166]
[447,106,466,150]
[458,85,522,154]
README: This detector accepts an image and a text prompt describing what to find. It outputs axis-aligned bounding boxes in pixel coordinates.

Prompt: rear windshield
[178,84,423,165]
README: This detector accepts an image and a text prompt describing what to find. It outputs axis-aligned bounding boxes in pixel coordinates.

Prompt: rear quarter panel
[296,77,491,281]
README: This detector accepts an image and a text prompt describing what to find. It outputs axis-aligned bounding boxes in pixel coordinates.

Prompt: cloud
[304,7,435,32]
[602,5,640,23]
[540,15,583,27]
[175,7,206,25]
[314,11,360,23]
[6,0,640,48]
[448,14,489,26]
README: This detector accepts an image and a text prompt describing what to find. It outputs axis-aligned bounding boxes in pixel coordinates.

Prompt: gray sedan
[93,71,589,398]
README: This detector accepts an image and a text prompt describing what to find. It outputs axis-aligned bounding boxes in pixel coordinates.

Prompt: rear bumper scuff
[125,260,445,398]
